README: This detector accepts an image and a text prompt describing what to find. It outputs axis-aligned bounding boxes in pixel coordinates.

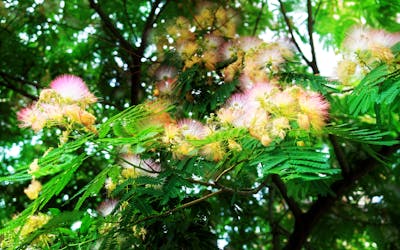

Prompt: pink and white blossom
[177,119,208,139]
[50,74,96,103]
[97,199,119,216]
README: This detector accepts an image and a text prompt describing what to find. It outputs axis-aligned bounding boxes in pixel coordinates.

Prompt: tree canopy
[1,0,400,249]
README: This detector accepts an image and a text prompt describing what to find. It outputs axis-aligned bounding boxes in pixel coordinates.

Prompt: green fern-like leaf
[326,124,399,146]
[348,65,389,116]
[38,154,87,209]
[279,71,340,95]
[253,145,340,181]
[377,74,400,107]
[73,165,117,210]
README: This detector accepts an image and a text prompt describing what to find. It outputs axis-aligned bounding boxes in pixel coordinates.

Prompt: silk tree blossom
[270,117,291,139]
[343,26,375,52]
[20,213,52,239]
[50,74,97,103]
[217,93,251,127]
[298,91,330,131]
[216,81,330,145]
[343,26,400,53]
[237,36,263,52]
[343,26,400,63]
[200,141,226,161]
[17,74,98,134]
[336,26,400,86]
[155,66,177,81]
[104,177,116,194]
[17,103,64,131]
[17,104,47,132]
[97,199,119,217]
[256,46,284,70]
[120,153,161,179]
[177,119,209,139]
[204,34,224,50]
[220,41,237,61]
[24,179,42,200]
[63,104,96,128]
[245,82,277,105]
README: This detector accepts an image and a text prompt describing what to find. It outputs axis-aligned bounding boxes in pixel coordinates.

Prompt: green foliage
[1,1,400,250]
[253,144,340,181]
[326,124,399,146]
[348,65,389,116]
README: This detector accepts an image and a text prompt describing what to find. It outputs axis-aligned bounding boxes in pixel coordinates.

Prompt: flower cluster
[154,3,294,98]
[157,80,328,160]
[223,37,294,83]
[163,118,227,161]
[1,213,54,249]
[336,26,400,85]
[17,74,97,137]
[150,3,326,161]
[120,153,161,179]
[158,2,237,69]
[104,152,162,194]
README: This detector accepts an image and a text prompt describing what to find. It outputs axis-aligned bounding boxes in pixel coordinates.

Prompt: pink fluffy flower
[298,91,329,131]
[219,41,237,60]
[204,34,224,50]
[245,82,277,104]
[120,153,161,178]
[97,199,119,217]
[177,119,208,139]
[217,93,258,128]
[155,66,177,81]
[256,47,285,69]
[343,26,400,52]
[17,104,47,132]
[236,36,263,52]
[155,66,177,95]
[343,26,371,52]
[50,74,96,103]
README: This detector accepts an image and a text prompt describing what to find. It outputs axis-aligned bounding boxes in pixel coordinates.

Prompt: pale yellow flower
[28,159,40,174]
[24,179,42,200]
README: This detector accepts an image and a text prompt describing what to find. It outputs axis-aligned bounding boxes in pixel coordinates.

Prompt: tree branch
[306,0,319,74]
[272,174,302,219]
[187,175,269,196]
[122,0,136,39]
[134,189,225,224]
[283,144,400,250]
[0,72,42,89]
[278,0,311,66]
[88,0,136,55]
[138,0,164,54]
[215,164,237,182]
[129,0,168,105]
[329,134,350,177]
[0,79,37,100]
[252,0,266,36]
[268,185,280,250]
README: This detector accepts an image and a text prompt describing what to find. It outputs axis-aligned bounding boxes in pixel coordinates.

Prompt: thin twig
[186,178,219,188]
[252,0,266,36]
[306,0,319,74]
[0,71,42,88]
[215,164,236,182]
[278,0,311,66]
[0,80,37,100]
[328,134,350,177]
[187,176,269,196]
[272,174,302,219]
[134,189,225,224]
[88,0,136,55]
